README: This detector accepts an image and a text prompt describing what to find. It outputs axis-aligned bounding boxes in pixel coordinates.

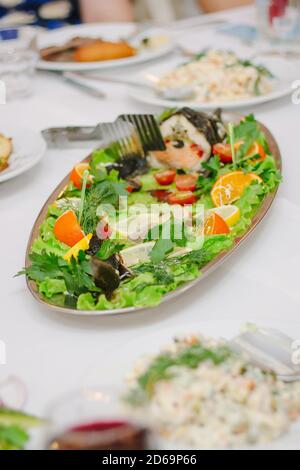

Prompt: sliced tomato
[213,143,233,163]
[154,170,176,186]
[212,142,243,164]
[168,191,197,206]
[126,184,134,193]
[151,189,172,202]
[175,174,198,192]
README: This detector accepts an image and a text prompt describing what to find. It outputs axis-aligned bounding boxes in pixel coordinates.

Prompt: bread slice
[0,134,13,173]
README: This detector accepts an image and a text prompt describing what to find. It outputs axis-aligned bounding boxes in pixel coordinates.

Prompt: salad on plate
[20,108,281,313]
[155,49,275,103]
[124,333,300,449]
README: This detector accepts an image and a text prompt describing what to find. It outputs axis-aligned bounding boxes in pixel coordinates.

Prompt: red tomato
[151,190,172,202]
[190,143,204,158]
[154,170,176,186]
[212,143,233,164]
[175,174,198,192]
[168,191,197,206]
[126,185,134,193]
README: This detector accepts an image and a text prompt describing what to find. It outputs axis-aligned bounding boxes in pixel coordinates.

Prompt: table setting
[0,1,300,452]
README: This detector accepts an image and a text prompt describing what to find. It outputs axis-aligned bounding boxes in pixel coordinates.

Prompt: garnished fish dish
[124,333,300,449]
[20,109,281,312]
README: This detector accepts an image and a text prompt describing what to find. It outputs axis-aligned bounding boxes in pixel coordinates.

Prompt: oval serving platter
[25,114,282,316]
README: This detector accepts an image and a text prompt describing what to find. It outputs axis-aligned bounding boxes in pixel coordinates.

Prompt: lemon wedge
[209,205,240,227]
[63,233,93,263]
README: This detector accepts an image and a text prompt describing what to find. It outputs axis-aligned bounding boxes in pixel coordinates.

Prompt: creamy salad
[156,50,274,103]
[125,334,300,449]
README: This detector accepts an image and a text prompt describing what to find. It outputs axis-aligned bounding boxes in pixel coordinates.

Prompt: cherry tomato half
[175,174,198,192]
[151,190,172,202]
[212,143,234,164]
[154,170,176,186]
[168,191,197,206]
[126,185,134,193]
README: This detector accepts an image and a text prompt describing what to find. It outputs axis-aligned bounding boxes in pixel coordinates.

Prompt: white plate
[0,125,46,183]
[84,320,300,450]
[130,54,297,111]
[37,23,174,72]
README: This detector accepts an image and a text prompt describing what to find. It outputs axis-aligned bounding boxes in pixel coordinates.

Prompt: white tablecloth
[0,6,300,439]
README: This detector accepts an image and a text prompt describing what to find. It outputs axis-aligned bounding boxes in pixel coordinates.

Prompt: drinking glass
[0,26,38,101]
[43,387,149,450]
[256,0,300,55]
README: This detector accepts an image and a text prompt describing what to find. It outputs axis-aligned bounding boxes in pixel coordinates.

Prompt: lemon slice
[209,205,240,227]
[120,242,155,267]
[120,242,192,267]
[63,233,92,263]
[116,210,170,241]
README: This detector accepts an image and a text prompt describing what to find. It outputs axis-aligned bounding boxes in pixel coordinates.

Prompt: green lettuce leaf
[31,216,69,257]
[231,182,266,236]
[39,278,66,299]
[0,425,29,450]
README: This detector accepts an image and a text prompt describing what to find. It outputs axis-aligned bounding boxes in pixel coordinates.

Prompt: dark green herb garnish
[138,342,232,395]
[82,178,127,234]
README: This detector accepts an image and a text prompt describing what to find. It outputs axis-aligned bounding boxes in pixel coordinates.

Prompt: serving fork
[229,325,300,383]
[42,113,165,160]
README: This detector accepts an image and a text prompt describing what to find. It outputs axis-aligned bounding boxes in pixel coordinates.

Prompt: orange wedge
[54,210,85,247]
[247,141,266,162]
[211,171,263,207]
[204,212,230,236]
[70,163,91,189]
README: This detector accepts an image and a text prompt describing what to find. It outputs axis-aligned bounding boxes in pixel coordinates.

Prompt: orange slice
[54,210,85,247]
[211,171,263,207]
[247,142,266,162]
[204,212,230,236]
[70,163,91,189]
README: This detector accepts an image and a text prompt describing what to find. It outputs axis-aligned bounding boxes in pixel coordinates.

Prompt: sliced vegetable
[151,189,172,202]
[168,191,197,205]
[212,142,242,164]
[175,174,198,191]
[154,170,176,186]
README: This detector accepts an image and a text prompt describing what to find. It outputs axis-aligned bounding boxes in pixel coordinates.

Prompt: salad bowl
[24,112,282,317]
